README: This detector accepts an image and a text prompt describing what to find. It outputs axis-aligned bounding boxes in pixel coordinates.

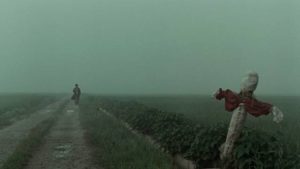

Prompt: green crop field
[89,94,300,169]
[134,95,300,147]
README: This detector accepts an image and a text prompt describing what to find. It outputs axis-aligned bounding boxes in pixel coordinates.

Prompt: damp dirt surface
[0,99,66,166]
[25,102,102,169]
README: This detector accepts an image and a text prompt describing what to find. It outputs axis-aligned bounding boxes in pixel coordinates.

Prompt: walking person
[72,84,81,105]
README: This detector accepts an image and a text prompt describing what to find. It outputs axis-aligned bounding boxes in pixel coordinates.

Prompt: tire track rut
[26,102,101,169]
[0,99,66,166]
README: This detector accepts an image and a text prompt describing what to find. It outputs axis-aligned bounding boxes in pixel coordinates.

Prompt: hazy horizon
[1,0,299,95]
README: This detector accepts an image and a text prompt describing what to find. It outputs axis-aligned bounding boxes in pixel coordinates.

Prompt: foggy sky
[0,0,299,95]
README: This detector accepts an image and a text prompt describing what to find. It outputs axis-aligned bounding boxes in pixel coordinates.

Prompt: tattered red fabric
[215,88,272,117]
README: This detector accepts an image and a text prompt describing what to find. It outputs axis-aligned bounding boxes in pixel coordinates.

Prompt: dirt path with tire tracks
[0,98,66,166]
[25,102,101,169]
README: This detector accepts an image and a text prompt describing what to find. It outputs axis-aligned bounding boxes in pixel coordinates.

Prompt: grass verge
[80,96,172,169]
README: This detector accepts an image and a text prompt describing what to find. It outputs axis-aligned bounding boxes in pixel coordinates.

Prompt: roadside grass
[0,94,60,129]
[80,96,172,169]
[0,100,68,169]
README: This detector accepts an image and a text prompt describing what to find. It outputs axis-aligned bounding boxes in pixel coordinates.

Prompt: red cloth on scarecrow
[215,88,272,117]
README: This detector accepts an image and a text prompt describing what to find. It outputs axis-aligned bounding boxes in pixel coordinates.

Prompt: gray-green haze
[0,0,299,95]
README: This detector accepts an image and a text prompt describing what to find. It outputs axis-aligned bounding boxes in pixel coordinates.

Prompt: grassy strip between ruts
[0,100,68,169]
[80,96,172,169]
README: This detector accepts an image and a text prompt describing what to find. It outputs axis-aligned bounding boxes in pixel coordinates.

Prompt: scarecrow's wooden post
[220,104,247,168]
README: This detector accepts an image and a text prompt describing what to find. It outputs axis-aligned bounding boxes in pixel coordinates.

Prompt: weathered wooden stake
[215,71,283,169]
[220,103,247,169]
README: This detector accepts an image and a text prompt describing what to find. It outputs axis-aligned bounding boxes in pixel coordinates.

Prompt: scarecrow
[213,71,283,168]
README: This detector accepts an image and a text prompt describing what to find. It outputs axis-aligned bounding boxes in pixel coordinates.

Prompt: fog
[0,0,299,95]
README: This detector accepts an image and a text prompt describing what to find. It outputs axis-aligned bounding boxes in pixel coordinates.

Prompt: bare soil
[25,102,102,169]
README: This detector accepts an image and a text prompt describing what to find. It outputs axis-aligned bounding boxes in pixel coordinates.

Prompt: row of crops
[99,98,300,169]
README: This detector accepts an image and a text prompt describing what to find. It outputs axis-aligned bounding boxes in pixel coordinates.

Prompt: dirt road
[25,102,101,169]
[0,99,66,166]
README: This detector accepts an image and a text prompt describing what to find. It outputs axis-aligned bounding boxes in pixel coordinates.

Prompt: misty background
[0,0,299,95]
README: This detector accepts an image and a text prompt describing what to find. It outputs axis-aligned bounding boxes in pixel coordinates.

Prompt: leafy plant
[98,98,300,169]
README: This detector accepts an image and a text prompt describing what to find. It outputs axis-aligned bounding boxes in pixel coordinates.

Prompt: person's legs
[75,96,80,105]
